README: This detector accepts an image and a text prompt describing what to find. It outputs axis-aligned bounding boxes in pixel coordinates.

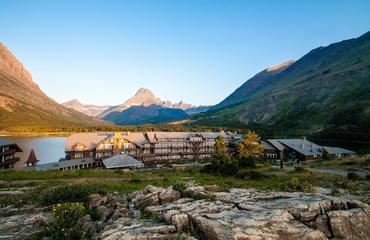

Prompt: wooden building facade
[0,139,22,169]
[65,131,240,165]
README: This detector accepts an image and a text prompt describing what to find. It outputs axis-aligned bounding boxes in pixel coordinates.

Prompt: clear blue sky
[1,0,369,106]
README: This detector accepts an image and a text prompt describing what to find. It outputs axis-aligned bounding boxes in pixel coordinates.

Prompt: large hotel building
[65,131,241,167]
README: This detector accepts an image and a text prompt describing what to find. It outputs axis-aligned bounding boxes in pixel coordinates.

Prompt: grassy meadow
[1,158,369,214]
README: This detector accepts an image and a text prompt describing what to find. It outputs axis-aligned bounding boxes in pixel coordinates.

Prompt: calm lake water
[0,136,66,168]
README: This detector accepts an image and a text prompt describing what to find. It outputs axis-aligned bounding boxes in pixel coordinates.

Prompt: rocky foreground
[1,184,370,240]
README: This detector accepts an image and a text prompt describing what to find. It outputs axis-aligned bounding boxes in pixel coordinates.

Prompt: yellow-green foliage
[44,202,88,240]
[279,177,314,193]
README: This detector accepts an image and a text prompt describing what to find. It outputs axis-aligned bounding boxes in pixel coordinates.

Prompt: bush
[340,161,357,166]
[173,181,187,193]
[219,159,239,176]
[43,202,88,240]
[236,169,265,180]
[40,185,106,206]
[292,166,309,173]
[347,172,359,180]
[279,177,314,193]
[238,157,256,169]
[331,187,340,196]
[129,178,142,184]
[202,157,238,176]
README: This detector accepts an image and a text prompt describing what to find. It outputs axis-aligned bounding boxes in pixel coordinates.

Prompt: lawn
[1,162,369,212]
[309,154,370,171]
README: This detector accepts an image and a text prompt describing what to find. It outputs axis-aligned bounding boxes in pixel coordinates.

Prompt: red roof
[25,149,39,164]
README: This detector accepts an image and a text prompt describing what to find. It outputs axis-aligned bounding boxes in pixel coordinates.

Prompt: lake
[0,136,67,168]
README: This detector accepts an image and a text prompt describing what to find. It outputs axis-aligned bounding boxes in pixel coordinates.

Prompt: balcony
[0,149,17,156]
[0,157,20,167]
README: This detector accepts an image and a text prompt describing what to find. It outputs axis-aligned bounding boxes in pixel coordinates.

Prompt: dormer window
[190,137,203,142]
[73,144,85,151]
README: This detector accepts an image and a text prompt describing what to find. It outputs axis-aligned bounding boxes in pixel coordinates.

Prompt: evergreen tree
[214,135,227,159]
[322,147,330,160]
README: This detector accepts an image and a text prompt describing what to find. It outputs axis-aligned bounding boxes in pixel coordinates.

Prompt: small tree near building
[214,135,227,160]
[281,148,290,169]
[237,131,263,168]
[322,147,330,160]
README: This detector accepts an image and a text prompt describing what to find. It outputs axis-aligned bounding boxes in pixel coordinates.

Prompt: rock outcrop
[98,185,370,240]
[1,185,369,240]
[0,212,52,239]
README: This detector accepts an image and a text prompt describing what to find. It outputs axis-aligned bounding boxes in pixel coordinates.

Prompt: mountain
[0,43,102,130]
[63,88,208,125]
[99,88,202,117]
[100,88,191,125]
[214,60,294,109]
[62,99,113,117]
[191,31,370,141]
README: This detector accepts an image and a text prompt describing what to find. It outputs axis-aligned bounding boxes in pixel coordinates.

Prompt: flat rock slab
[0,212,52,240]
[145,187,370,240]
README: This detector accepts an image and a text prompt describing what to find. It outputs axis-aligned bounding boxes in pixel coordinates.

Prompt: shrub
[40,185,106,206]
[202,157,238,176]
[292,166,309,173]
[173,181,187,193]
[238,157,256,169]
[236,169,265,180]
[331,187,340,196]
[279,177,314,193]
[360,159,370,168]
[129,178,142,184]
[347,172,359,181]
[219,159,239,176]
[340,161,357,166]
[43,202,88,240]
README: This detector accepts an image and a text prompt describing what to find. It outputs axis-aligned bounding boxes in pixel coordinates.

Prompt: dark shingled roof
[103,154,144,169]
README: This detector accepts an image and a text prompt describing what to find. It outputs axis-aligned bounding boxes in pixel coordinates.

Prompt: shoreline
[0,131,72,137]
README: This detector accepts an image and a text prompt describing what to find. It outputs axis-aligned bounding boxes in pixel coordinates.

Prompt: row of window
[0,154,14,162]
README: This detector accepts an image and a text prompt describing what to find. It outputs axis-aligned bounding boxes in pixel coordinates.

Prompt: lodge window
[74,153,84,158]
[73,145,84,151]
[97,143,113,150]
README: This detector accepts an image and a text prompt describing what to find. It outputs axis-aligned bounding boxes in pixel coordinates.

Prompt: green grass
[0,163,369,212]
[309,154,370,170]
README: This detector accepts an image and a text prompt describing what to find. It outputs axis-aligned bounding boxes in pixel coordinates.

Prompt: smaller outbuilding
[103,154,144,169]
[325,147,355,158]
[25,149,39,167]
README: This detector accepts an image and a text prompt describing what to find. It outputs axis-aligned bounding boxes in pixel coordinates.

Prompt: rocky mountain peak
[135,88,155,97]
[266,59,294,72]
[0,43,38,89]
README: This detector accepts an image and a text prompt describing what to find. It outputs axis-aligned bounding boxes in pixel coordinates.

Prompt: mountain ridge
[63,88,210,125]
[0,43,103,130]
[190,31,370,141]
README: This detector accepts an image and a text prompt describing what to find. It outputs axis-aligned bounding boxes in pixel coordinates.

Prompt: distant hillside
[191,31,370,141]
[62,99,113,118]
[0,43,102,131]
